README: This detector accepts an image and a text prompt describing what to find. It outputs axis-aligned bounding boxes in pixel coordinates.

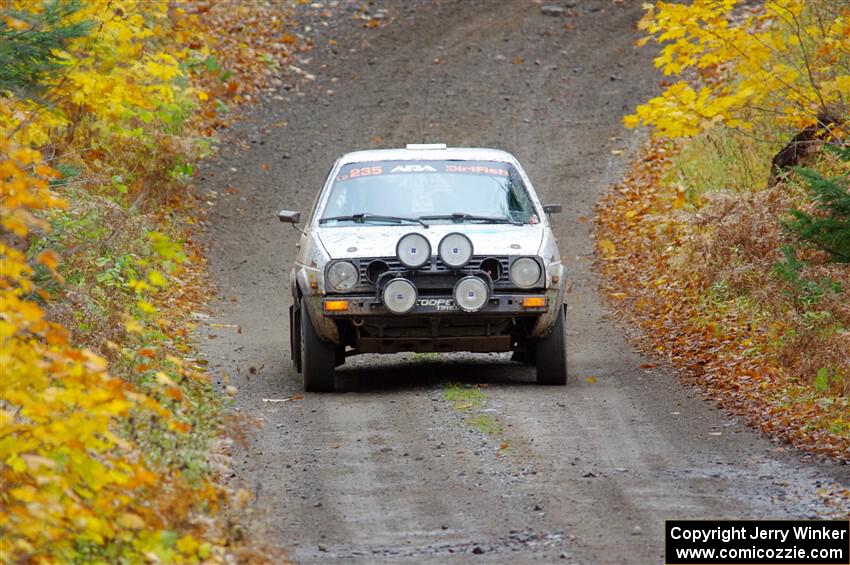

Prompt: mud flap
[290,304,302,373]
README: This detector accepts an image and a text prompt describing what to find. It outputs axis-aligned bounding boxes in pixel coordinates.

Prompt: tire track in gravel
[198,1,850,563]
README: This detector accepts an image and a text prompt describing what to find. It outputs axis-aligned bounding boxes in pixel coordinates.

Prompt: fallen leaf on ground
[599,238,617,256]
[261,395,302,403]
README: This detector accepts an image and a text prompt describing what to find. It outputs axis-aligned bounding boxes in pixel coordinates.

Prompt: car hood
[316,224,545,259]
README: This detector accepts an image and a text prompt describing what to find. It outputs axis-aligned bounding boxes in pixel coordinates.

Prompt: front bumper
[322,293,549,317]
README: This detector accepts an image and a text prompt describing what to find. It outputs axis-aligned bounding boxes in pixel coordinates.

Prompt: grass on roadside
[442,383,506,438]
[443,382,487,409]
[668,126,774,205]
[469,415,503,436]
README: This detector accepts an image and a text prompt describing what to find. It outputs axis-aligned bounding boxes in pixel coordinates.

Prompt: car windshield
[319,160,539,225]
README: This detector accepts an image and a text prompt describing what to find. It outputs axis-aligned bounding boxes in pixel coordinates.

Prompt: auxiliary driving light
[438,233,473,268]
[396,233,431,269]
[382,278,418,314]
[453,276,489,312]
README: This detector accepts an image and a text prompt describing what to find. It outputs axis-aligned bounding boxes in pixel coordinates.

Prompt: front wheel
[535,305,568,385]
[300,298,336,392]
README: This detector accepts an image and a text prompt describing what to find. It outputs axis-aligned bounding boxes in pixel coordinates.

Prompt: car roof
[339,146,518,165]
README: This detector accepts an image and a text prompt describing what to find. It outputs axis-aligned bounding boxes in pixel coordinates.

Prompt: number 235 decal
[338,166,382,181]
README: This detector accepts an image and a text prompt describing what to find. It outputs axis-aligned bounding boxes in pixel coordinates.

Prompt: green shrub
[784,145,850,262]
[772,245,842,306]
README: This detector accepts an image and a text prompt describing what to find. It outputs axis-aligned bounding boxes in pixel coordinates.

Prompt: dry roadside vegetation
[597,0,849,460]
[1,0,307,561]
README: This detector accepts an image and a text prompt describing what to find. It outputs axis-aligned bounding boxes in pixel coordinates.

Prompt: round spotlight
[509,257,541,289]
[382,278,418,314]
[396,233,431,269]
[438,233,473,268]
[453,276,489,312]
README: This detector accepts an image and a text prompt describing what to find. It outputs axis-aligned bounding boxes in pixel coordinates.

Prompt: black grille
[358,256,510,284]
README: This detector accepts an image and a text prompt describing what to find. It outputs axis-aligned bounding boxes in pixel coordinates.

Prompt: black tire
[510,341,537,365]
[300,297,335,392]
[535,305,568,385]
[289,303,302,373]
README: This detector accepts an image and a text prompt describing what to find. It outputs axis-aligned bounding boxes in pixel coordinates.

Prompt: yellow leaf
[148,270,167,287]
[18,301,43,323]
[137,300,156,315]
[4,16,29,31]
[117,513,146,530]
[599,239,617,256]
[623,114,640,128]
[10,487,36,502]
[585,376,598,384]
[154,371,177,388]
[125,316,143,333]
[177,534,199,555]
[128,279,151,293]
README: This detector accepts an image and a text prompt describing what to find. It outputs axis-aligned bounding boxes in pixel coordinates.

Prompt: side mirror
[278,210,301,224]
[543,204,562,214]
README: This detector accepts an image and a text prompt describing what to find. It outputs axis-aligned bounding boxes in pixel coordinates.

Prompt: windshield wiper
[319,213,429,228]
[419,213,524,225]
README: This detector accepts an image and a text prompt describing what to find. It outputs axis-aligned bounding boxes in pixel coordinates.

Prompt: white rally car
[279,144,567,392]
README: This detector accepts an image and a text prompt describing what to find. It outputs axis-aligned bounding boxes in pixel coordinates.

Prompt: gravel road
[198,1,850,563]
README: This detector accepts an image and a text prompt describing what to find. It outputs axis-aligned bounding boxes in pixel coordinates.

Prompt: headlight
[327,261,358,291]
[382,278,417,314]
[453,276,489,312]
[396,233,431,269]
[438,233,473,268]
[509,257,541,288]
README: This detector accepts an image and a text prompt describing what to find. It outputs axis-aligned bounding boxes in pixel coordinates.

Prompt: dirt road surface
[198,1,850,563]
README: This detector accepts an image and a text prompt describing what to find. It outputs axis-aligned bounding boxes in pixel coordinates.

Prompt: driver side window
[308,163,336,223]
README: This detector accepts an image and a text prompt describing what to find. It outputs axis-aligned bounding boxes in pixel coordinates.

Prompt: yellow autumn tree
[2,146,141,559]
[2,0,304,559]
[1,0,197,149]
[625,0,850,141]
[1,2,229,561]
